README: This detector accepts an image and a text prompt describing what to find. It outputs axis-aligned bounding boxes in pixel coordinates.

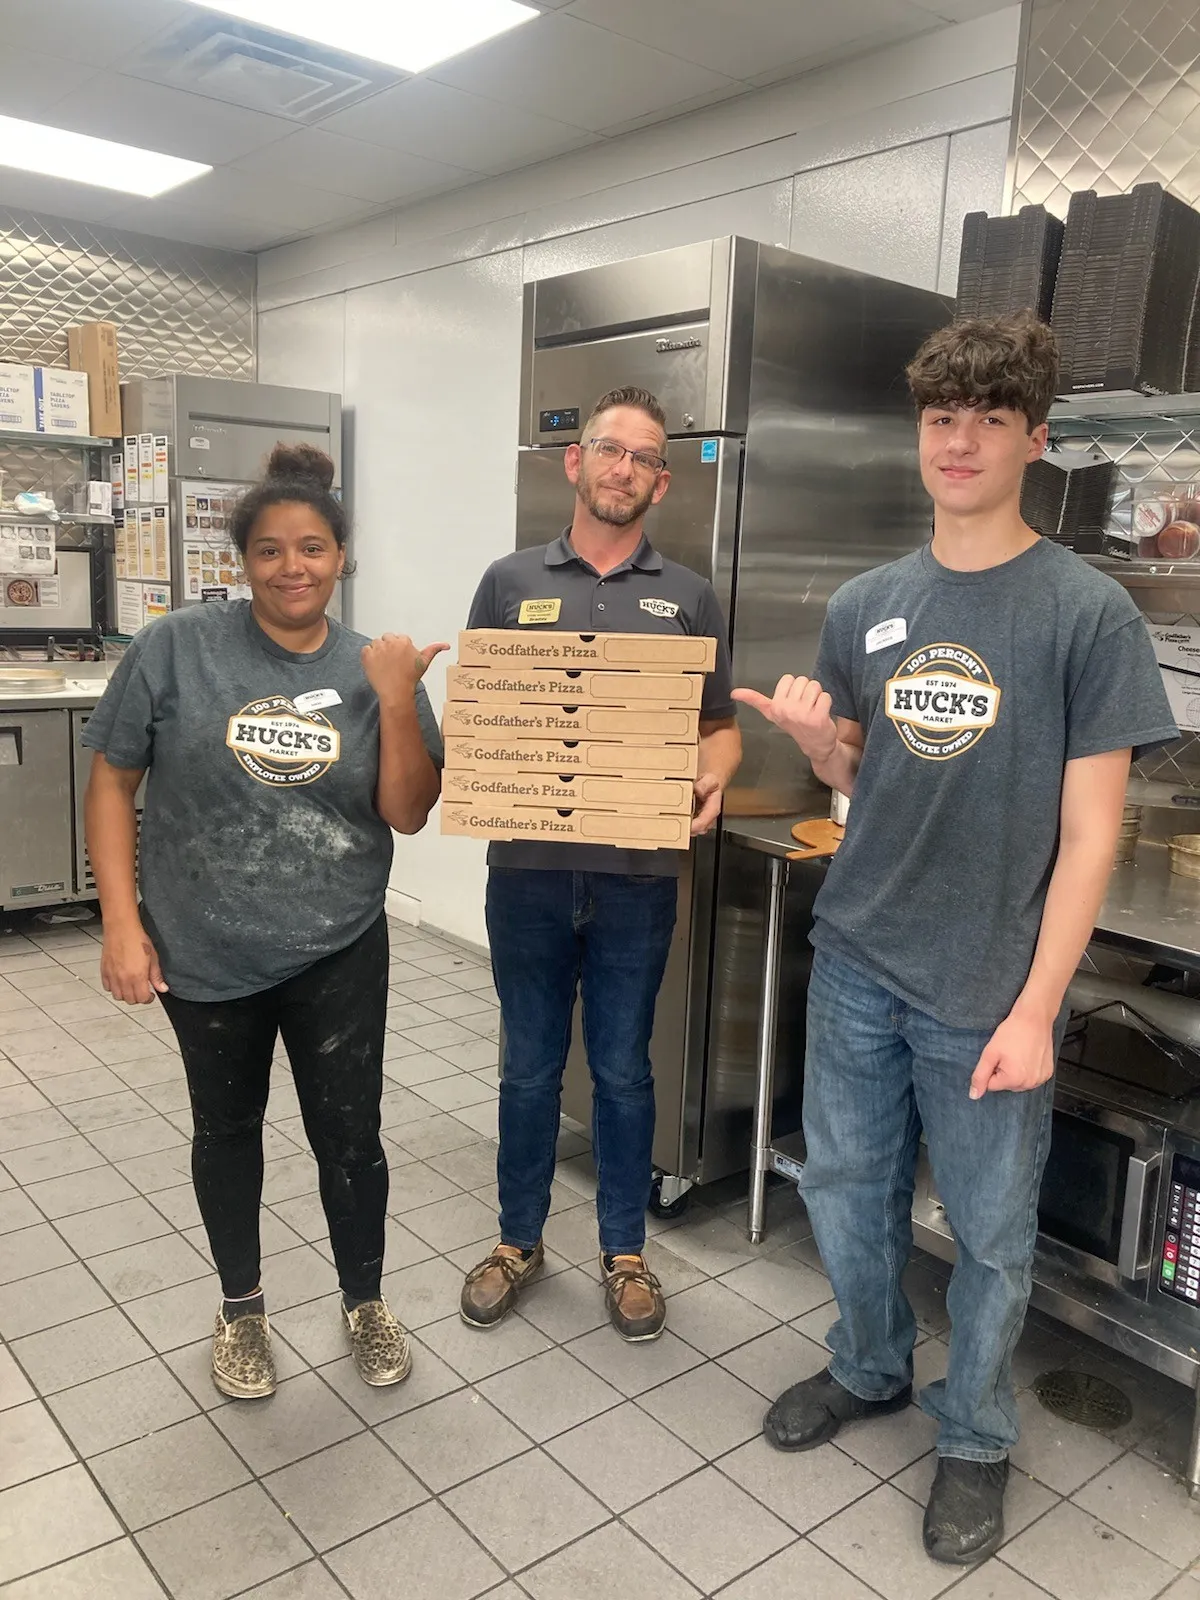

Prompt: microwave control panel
[1160,1152,1200,1304]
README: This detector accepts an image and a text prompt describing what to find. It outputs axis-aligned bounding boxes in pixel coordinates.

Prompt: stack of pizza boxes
[440,629,717,851]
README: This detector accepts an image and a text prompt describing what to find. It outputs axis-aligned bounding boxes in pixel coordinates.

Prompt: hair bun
[264,442,335,491]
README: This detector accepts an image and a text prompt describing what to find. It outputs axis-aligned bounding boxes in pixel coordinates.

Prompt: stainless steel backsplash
[0,207,255,379]
[1010,0,1200,214]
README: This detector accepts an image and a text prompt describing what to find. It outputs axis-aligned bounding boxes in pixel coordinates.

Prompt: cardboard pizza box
[441,703,700,742]
[441,803,692,851]
[445,665,704,710]
[457,629,716,673]
[441,770,695,814]
[442,737,699,778]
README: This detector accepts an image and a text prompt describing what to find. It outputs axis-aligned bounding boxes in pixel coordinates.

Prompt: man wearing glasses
[460,386,740,1341]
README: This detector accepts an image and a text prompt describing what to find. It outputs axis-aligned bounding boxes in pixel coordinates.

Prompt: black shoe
[762,1366,913,1452]
[923,1456,1008,1565]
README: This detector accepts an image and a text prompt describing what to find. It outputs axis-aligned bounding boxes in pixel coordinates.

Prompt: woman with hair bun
[84,442,445,1399]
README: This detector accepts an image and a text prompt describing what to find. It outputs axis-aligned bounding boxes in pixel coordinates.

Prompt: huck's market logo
[226,696,341,786]
[884,643,1001,761]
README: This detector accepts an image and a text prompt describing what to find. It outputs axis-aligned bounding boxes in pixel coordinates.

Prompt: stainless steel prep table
[723,815,820,1244]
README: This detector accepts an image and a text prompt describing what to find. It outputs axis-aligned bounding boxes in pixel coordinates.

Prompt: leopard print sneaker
[211,1308,276,1399]
[343,1297,413,1387]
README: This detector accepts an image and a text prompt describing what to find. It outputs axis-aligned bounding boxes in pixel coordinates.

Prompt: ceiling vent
[126,16,404,123]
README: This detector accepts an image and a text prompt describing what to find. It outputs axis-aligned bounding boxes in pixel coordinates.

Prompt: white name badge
[294,689,342,713]
[865,617,907,654]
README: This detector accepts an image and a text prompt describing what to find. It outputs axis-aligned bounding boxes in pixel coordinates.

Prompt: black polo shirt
[465,530,735,875]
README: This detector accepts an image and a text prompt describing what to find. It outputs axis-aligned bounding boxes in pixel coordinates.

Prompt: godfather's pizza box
[443,737,699,779]
[441,703,700,742]
[445,665,704,710]
[441,770,694,814]
[457,629,716,673]
[441,803,692,851]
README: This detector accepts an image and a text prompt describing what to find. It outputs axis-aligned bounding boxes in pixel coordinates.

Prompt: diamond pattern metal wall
[1011,0,1200,216]
[0,208,255,378]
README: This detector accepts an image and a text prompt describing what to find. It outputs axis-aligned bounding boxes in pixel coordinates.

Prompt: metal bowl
[1167,834,1200,880]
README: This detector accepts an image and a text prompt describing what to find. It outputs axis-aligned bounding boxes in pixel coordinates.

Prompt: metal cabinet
[0,710,74,909]
[70,709,144,897]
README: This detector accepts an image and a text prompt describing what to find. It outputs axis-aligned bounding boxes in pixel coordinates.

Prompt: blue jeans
[486,868,678,1256]
[801,948,1057,1461]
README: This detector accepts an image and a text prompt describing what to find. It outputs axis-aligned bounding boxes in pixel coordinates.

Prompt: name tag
[294,689,342,713]
[866,617,907,654]
[519,598,562,625]
[640,598,680,619]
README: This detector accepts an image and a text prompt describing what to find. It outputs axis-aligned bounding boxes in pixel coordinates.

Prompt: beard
[577,466,657,527]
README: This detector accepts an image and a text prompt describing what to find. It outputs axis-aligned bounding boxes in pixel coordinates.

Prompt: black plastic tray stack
[955,205,1064,321]
[1021,450,1115,554]
[1053,183,1200,395]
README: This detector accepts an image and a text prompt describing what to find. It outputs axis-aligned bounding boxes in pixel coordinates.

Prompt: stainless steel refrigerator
[515,237,949,1194]
[117,375,343,626]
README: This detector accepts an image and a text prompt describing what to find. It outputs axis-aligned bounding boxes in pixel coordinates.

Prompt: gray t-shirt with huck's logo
[83,601,443,1002]
[811,537,1177,1030]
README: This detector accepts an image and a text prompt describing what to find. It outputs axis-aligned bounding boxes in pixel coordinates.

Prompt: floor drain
[1032,1369,1133,1430]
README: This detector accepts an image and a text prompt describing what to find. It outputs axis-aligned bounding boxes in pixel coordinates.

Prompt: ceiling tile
[0,0,192,69]
[41,73,296,165]
[0,51,102,120]
[564,0,936,81]
[428,12,737,133]
[231,127,478,203]
[321,79,594,175]
[906,0,1015,18]
[0,170,126,228]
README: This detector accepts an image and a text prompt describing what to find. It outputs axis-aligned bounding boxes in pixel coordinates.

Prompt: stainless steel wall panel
[0,208,255,379]
[1010,0,1200,215]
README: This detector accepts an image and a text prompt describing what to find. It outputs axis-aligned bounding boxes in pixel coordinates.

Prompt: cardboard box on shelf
[66,322,120,438]
[441,703,700,742]
[441,770,695,813]
[441,803,692,851]
[0,362,36,433]
[445,664,705,710]
[443,736,699,779]
[34,367,90,436]
[457,629,716,673]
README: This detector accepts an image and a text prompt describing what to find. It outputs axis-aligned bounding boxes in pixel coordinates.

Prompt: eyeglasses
[585,437,667,476]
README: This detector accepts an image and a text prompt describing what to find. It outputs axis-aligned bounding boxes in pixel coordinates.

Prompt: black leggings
[160,914,390,1303]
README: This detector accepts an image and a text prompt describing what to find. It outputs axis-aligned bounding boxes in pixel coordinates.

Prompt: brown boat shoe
[601,1253,666,1342]
[460,1241,545,1328]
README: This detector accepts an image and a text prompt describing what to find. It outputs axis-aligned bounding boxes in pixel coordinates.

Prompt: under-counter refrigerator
[117,375,342,629]
[516,237,949,1194]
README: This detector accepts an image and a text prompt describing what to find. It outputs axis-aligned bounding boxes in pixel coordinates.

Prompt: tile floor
[1,915,1199,1599]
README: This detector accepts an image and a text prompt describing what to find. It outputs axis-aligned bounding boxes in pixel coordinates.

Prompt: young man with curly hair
[735,313,1175,1565]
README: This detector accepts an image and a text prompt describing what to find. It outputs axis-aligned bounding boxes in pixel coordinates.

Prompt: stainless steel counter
[1096,842,1200,972]
[722,814,809,861]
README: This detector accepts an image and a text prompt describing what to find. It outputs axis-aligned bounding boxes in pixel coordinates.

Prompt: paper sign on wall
[1150,623,1200,731]
[0,521,56,576]
[181,478,250,601]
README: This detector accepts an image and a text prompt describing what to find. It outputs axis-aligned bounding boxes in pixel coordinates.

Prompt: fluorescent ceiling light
[0,116,210,198]
[197,0,539,74]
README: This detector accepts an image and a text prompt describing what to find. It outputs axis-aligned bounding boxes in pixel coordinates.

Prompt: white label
[294,689,343,713]
[866,617,907,654]
[639,598,680,618]
[190,436,210,450]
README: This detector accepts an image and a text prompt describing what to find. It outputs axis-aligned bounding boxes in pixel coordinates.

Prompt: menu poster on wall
[181,478,250,602]
[116,579,145,636]
[1150,623,1200,731]
[0,575,59,609]
[152,506,171,582]
[115,579,171,636]
[0,521,56,576]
